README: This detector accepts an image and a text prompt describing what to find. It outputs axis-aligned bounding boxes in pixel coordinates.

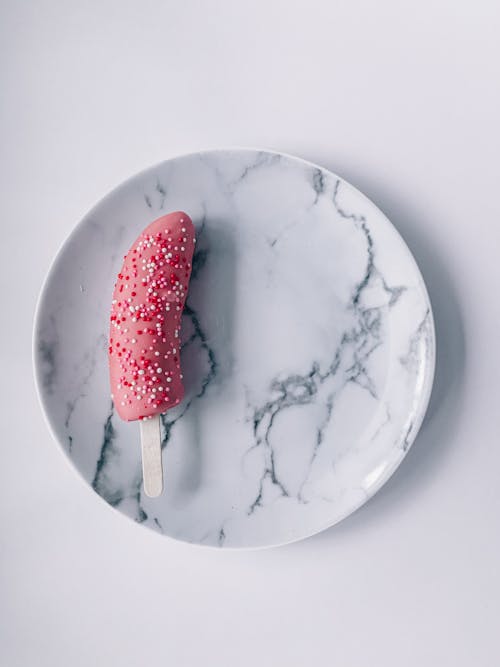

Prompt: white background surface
[1,1,499,665]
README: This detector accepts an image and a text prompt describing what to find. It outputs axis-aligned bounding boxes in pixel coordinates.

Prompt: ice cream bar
[109,211,195,422]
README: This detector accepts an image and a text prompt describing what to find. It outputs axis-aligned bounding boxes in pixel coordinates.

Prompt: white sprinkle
[155,351,160,356]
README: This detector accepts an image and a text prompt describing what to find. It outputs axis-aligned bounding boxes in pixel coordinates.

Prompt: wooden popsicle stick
[140,416,163,498]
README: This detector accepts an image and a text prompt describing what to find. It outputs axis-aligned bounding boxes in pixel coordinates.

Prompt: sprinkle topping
[108,212,196,421]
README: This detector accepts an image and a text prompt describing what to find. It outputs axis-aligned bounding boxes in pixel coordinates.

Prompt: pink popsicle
[109,211,195,422]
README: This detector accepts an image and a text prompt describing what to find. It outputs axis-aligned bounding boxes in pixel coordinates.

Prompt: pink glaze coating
[108,211,195,421]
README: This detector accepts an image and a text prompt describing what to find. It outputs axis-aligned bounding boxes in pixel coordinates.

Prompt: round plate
[34,149,435,548]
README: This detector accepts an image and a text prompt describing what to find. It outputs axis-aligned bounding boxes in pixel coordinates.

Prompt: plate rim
[33,147,436,549]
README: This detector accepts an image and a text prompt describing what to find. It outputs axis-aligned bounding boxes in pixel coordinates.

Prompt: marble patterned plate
[34,149,435,548]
